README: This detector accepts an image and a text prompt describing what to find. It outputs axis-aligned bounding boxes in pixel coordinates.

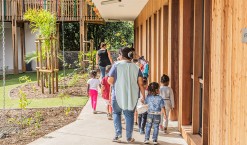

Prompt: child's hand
[164,114,167,119]
[140,97,145,103]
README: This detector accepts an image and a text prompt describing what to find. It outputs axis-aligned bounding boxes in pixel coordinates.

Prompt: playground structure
[0,0,104,74]
[35,35,59,94]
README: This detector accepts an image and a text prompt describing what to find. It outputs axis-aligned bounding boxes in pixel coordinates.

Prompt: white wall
[0,22,37,72]
[25,23,38,70]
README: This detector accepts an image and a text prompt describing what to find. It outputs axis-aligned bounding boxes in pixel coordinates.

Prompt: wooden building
[0,0,104,74]
[91,0,247,144]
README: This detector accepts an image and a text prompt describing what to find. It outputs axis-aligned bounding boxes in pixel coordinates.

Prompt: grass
[0,69,88,109]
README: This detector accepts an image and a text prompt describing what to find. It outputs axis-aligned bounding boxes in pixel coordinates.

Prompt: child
[87,70,101,114]
[133,58,141,125]
[159,74,174,133]
[138,77,148,134]
[101,65,112,120]
[144,82,166,145]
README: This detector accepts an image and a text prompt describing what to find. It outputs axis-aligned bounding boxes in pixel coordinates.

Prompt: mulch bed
[0,107,82,145]
[9,76,88,99]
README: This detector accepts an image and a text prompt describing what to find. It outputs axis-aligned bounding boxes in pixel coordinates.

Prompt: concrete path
[29,97,187,145]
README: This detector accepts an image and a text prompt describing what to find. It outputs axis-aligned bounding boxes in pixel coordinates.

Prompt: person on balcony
[96,42,113,79]
[108,47,145,143]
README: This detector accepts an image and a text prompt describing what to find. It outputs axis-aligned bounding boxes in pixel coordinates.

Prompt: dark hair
[100,42,106,48]
[130,48,135,51]
[148,82,159,95]
[143,77,148,85]
[119,47,134,60]
[132,59,138,63]
[90,70,97,77]
[161,74,170,83]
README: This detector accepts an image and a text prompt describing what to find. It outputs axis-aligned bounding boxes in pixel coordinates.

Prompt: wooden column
[161,6,168,75]
[151,14,157,82]
[202,0,211,144]
[168,0,179,121]
[178,0,193,128]
[12,0,18,74]
[20,23,26,72]
[192,0,203,134]
[80,0,85,56]
[156,10,161,83]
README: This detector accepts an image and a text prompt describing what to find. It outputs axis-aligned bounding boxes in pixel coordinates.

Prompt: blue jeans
[138,112,147,132]
[112,100,135,140]
[99,66,106,79]
[145,114,161,140]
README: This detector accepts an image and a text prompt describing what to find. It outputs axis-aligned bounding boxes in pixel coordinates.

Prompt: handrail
[0,0,104,23]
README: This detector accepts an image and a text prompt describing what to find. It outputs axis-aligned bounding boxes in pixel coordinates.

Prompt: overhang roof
[91,0,149,21]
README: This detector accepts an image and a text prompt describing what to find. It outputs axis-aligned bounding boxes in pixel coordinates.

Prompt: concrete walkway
[29,97,187,145]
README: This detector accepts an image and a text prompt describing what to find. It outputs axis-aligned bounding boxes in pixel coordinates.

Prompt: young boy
[101,65,112,120]
[159,74,174,133]
[144,82,166,145]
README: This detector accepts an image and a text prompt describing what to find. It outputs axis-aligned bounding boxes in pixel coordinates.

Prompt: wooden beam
[202,0,211,144]
[20,23,26,72]
[162,6,168,75]
[178,0,193,129]
[12,0,18,74]
[168,0,179,121]
[151,14,157,82]
[192,0,203,134]
[80,0,85,61]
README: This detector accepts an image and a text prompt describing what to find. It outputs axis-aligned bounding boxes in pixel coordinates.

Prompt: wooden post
[178,0,193,128]
[168,0,179,121]
[202,0,211,144]
[20,23,26,72]
[12,0,18,74]
[51,36,54,94]
[192,0,203,134]
[80,0,85,61]
[35,41,40,86]
[161,6,168,75]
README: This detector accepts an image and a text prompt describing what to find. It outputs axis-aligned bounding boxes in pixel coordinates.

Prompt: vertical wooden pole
[202,0,211,144]
[35,40,40,86]
[178,0,193,129]
[162,6,168,75]
[51,36,54,94]
[80,0,85,61]
[192,0,203,134]
[168,0,179,121]
[12,0,18,74]
[20,23,26,72]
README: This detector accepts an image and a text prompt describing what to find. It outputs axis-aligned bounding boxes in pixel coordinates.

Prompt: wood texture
[168,0,179,121]
[210,0,247,144]
[178,0,193,127]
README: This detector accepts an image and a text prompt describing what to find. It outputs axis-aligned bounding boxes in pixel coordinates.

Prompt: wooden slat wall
[210,0,247,145]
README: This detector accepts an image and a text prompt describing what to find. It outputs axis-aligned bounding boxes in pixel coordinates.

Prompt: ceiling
[91,0,149,21]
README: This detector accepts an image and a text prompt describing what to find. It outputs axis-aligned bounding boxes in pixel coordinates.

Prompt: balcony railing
[0,0,104,23]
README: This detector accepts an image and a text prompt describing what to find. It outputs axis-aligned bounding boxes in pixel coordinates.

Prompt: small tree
[24,9,57,63]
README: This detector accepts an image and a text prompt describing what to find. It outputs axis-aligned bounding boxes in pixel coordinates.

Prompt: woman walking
[96,42,113,79]
[108,47,145,143]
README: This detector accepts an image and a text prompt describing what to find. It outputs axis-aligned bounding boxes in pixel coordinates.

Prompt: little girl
[159,74,174,133]
[87,70,101,114]
[101,65,112,120]
[144,82,165,145]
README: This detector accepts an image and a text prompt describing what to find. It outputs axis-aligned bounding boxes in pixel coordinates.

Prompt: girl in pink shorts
[87,70,101,114]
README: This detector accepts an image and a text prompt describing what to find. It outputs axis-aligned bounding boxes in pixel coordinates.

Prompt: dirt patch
[0,107,82,145]
[9,76,88,99]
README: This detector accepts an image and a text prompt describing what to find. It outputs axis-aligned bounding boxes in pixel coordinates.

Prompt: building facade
[134,0,247,145]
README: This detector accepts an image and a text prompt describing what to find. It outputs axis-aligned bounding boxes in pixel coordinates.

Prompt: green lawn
[0,70,88,109]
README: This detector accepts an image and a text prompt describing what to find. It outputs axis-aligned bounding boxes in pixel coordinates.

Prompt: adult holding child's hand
[108,47,145,143]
